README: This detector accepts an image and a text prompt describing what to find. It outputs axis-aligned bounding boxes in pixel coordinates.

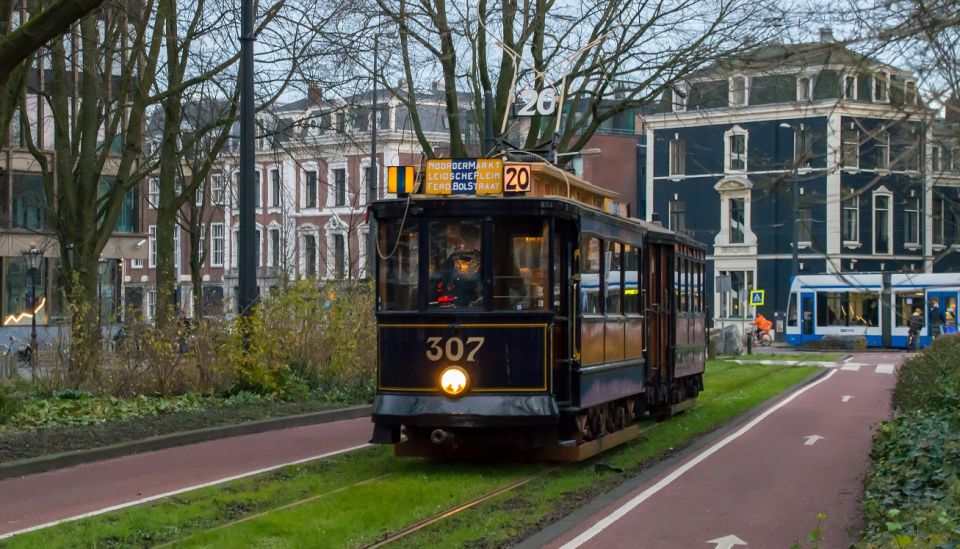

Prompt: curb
[0,405,372,480]
[518,367,831,549]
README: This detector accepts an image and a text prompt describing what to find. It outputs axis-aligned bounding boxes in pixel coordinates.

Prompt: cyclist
[751,313,772,343]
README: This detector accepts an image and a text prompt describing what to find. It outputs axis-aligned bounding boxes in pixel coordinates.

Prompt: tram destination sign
[424,158,503,195]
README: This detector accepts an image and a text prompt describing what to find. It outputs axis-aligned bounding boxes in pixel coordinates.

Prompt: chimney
[819,27,834,43]
[307,85,323,107]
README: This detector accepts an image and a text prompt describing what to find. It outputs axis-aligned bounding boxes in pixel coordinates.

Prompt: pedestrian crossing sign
[750,289,765,306]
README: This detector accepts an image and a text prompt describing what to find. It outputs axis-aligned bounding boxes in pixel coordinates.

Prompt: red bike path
[0,417,373,538]
[537,352,900,549]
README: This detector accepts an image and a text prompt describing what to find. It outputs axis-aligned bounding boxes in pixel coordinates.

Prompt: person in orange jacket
[751,313,772,342]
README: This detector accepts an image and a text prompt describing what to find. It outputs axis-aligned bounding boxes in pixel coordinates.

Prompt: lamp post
[98,256,109,335]
[22,245,43,372]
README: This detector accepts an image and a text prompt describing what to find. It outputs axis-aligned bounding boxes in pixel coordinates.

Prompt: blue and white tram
[785,273,960,349]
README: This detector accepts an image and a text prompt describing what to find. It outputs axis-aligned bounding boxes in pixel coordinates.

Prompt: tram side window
[581,237,601,314]
[605,242,623,314]
[816,292,845,326]
[493,218,548,310]
[849,292,879,326]
[428,219,483,309]
[623,245,640,314]
[815,291,880,326]
[895,292,925,327]
[377,219,418,311]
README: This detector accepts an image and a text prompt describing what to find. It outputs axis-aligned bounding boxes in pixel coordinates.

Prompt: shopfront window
[493,219,548,310]
[12,172,46,230]
[428,219,482,309]
[719,269,754,319]
[3,258,49,326]
[378,219,419,311]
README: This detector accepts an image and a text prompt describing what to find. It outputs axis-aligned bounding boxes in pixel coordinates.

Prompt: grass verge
[6,360,819,548]
[737,353,842,362]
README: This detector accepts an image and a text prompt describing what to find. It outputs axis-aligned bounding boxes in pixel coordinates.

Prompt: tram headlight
[440,366,469,397]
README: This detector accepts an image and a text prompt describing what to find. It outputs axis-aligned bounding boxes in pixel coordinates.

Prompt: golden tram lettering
[425,336,485,362]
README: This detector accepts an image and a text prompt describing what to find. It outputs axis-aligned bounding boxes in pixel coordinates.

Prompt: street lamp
[779,122,805,278]
[21,245,43,371]
[98,256,110,334]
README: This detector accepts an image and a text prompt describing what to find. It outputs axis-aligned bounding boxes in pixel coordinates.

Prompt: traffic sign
[424,158,503,195]
[750,289,765,306]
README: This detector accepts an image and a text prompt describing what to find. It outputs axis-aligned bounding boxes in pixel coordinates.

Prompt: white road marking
[875,363,895,375]
[840,364,861,371]
[558,369,839,549]
[843,356,854,363]
[0,443,373,541]
[803,435,824,446]
[707,534,748,548]
[841,395,853,403]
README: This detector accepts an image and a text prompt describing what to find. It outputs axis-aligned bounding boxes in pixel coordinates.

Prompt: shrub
[891,334,960,414]
[0,384,23,424]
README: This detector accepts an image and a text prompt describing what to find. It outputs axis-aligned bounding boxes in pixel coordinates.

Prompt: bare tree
[369,0,778,159]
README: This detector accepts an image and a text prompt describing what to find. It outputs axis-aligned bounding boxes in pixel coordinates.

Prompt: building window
[798,207,813,243]
[132,258,143,269]
[148,225,157,268]
[797,76,812,101]
[873,71,888,102]
[211,223,224,267]
[905,80,917,105]
[211,173,225,205]
[717,269,754,319]
[843,74,857,100]
[198,225,205,263]
[729,198,745,244]
[904,196,920,245]
[933,146,942,172]
[254,171,261,208]
[148,178,159,208]
[336,112,345,133]
[672,82,689,112]
[842,192,859,243]
[933,197,945,246]
[146,290,156,321]
[874,132,890,170]
[841,127,859,169]
[304,234,317,277]
[892,128,919,171]
[729,75,747,107]
[669,200,685,232]
[270,169,281,208]
[269,228,281,267]
[873,192,891,254]
[726,128,747,172]
[305,170,318,208]
[334,168,346,206]
[793,125,812,168]
[669,136,685,177]
[334,233,345,278]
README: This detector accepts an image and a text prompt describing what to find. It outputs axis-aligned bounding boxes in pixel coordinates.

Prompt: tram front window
[493,219,548,310]
[428,220,483,308]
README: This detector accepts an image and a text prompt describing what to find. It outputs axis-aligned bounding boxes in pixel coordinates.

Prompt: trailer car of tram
[370,195,707,460]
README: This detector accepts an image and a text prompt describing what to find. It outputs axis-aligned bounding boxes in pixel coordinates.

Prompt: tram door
[801,293,815,337]
[928,291,959,335]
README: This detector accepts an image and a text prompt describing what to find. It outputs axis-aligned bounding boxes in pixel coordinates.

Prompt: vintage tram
[370,162,707,460]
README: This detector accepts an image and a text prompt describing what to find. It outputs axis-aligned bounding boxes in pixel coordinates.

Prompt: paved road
[0,417,372,538]
[537,352,901,549]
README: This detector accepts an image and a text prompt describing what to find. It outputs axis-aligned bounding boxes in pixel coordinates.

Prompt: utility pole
[368,33,379,280]
[238,0,257,324]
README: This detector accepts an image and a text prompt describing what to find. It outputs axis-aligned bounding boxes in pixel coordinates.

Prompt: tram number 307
[425,336,485,362]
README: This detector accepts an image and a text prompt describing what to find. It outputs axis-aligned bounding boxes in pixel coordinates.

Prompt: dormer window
[729,75,748,107]
[843,74,857,100]
[672,82,690,112]
[905,80,917,105]
[797,76,813,102]
[873,71,888,102]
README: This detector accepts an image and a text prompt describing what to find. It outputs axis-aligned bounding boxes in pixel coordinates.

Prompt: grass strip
[736,353,842,362]
[6,361,818,548]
